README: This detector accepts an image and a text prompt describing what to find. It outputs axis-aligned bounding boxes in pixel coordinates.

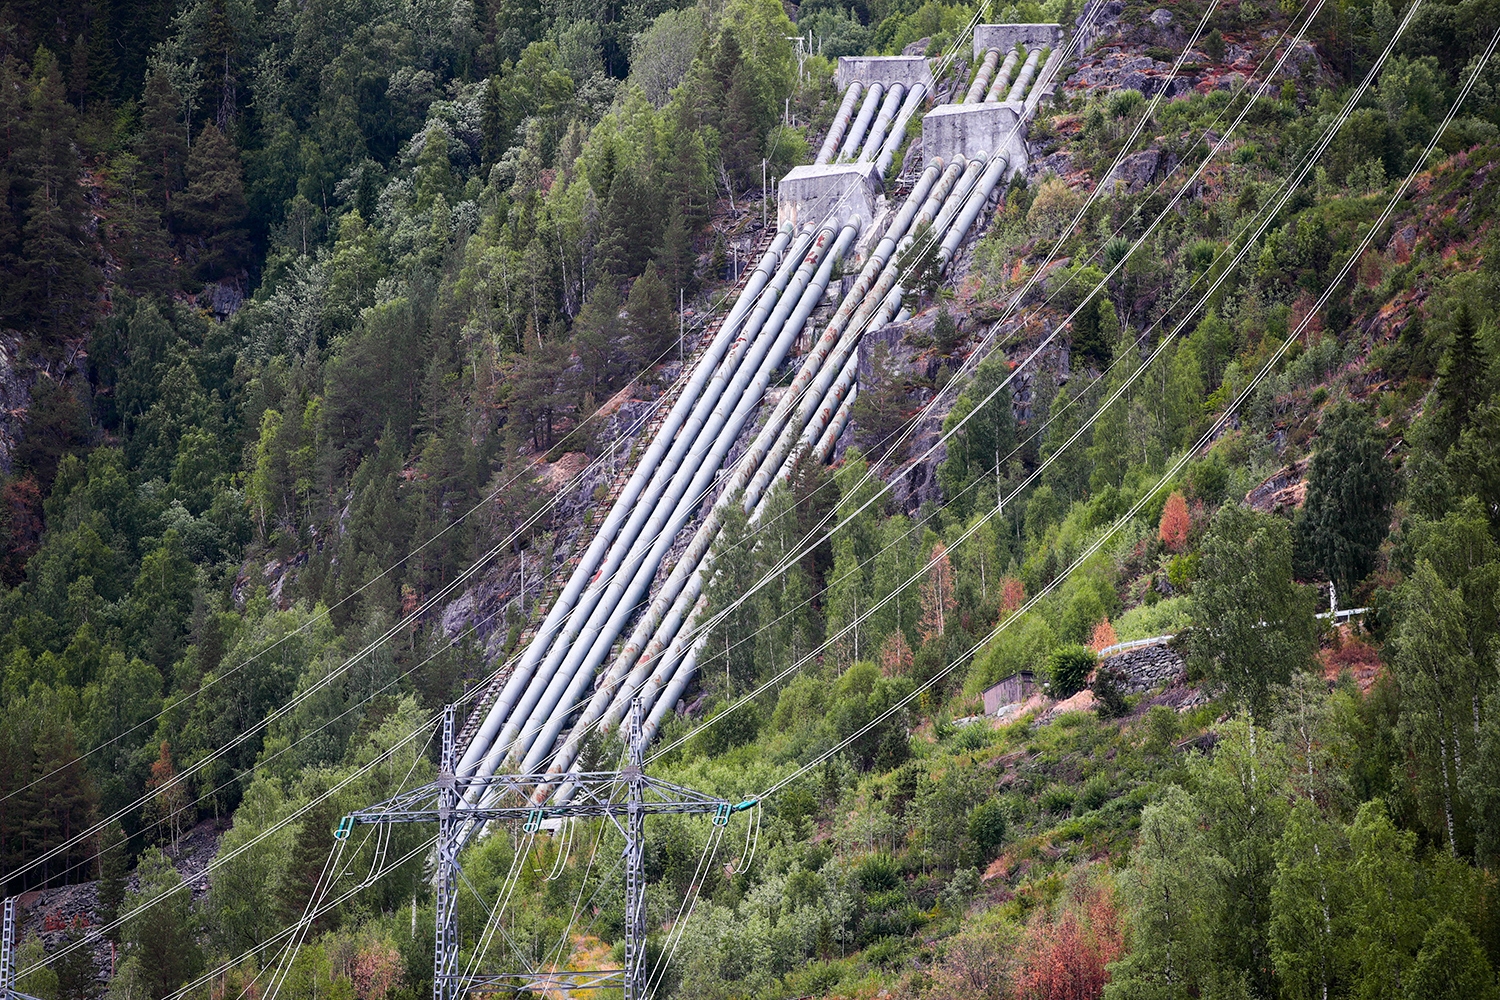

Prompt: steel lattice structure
[342,702,750,1000]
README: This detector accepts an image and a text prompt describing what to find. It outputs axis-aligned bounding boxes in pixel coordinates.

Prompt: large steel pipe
[531,219,865,790]
[965,48,1001,104]
[472,229,816,776]
[633,164,996,746]
[506,223,849,774]
[584,162,960,751]
[454,224,795,779]
[874,82,927,176]
[459,228,811,796]
[938,152,1012,267]
[1006,48,1043,103]
[984,50,1021,103]
[858,83,907,162]
[838,82,885,161]
[817,83,863,165]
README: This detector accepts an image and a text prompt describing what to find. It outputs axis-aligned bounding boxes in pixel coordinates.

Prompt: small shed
[982,670,1036,716]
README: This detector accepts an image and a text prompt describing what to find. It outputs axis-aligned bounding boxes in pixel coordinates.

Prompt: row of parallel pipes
[544,139,1023,795]
[461,24,1060,816]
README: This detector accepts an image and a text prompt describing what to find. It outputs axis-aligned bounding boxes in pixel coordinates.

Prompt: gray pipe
[460,228,811,796]
[474,229,816,775]
[985,50,1021,103]
[938,152,1011,266]
[595,163,960,739]
[857,83,906,163]
[454,224,795,779]
[839,82,885,161]
[817,83,863,165]
[1025,47,1065,117]
[1006,48,1043,103]
[632,170,985,750]
[874,83,927,177]
[965,48,1001,104]
[528,219,864,792]
[509,224,848,774]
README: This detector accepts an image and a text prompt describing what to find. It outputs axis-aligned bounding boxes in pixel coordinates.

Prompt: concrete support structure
[835,55,933,93]
[922,101,1027,170]
[777,162,883,232]
[972,22,1061,59]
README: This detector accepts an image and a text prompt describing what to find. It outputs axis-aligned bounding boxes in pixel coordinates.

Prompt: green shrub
[968,799,1008,859]
[1047,644,1096,698]
[1039,783,1075,815]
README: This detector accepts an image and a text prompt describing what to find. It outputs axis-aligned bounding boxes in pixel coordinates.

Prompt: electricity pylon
[341,701,754,1000]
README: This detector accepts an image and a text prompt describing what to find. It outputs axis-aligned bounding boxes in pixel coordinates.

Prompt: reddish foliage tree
[999,576,1026,617]
[1158,491,1191,552]
[879,630,914,675]
[146,741,189,847]
[0,474,44,586]
[1011,872,1123,1000]
[1088,618,1118,653]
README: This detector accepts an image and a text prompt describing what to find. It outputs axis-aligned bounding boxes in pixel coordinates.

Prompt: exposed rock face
[1101,148,1162,193]
[1245,458,1309,513]
[0,332,27,475]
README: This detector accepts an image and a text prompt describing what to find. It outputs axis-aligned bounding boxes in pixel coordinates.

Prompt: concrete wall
[836,56,933,92]
[921,102,1028,170]
[777,162,882,232]
[972,23,1062,60]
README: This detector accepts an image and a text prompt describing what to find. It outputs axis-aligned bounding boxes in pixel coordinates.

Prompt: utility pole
[341,702,753,1000]
[1,899,45,1000]
[679,287,685,363]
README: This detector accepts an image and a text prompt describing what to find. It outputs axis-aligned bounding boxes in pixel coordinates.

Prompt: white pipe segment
[531,220,865,794]
[813,373,856,462]
[818,83,864,165]
[472,229,817,780]
[858,83,907,163]
[839,82,885,161]
[1025,47,1065,117]
[985,50,1021,103]
[1006,48,1044,103]
[633,159,1008,750]
[965,48,1001,104]
[611,161,965,730]
[938,152,1012,266]
[507,223,848,774]
[453,224,795,780]
[874,82,927,177]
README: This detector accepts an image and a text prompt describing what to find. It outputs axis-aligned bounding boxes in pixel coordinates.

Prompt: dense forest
[5,0,1500,995]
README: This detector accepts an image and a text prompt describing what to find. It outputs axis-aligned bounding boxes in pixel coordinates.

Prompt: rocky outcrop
[0,332,27,475]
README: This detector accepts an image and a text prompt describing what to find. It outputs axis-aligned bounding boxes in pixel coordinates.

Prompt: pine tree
[21,48,97,339]
[97,820,130,943]
[135,68,188,216]
[623,260,674,369]
[657,201,696,296]
[173,123,249,279]
[122,848,202,1000]
[1294,403,1393,597]
[1433,301,1484,451]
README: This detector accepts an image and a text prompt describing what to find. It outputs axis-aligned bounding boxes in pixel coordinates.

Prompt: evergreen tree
[122,848,202,1000]
[96,820,130,943]
[1432,301,1485,451]
[20,48,97,339]
[134,69,188,216]
[173,124,249,279]
[703,498,759,694]
[1295,403,1393,596]
[1402,918,1497,1000]
[623,260,674,370]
